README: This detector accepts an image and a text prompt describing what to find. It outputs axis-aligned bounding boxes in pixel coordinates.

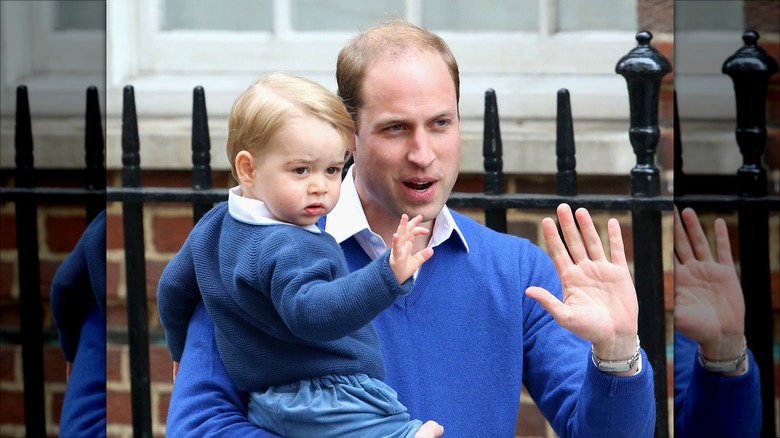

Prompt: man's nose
[407,130,435,168]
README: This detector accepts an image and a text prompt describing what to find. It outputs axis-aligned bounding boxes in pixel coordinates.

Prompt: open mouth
[404,181,433,191]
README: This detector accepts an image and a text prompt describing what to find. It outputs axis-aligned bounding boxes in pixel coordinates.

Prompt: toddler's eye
[326,167,341,175]
[294,167,308,175]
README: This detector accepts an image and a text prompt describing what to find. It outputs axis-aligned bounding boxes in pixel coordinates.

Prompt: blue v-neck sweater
[165,203,656,437]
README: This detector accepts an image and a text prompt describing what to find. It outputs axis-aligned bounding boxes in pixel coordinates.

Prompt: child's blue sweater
[158,202,416,391]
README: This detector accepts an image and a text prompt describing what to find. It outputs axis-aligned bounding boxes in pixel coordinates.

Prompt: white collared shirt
[325,166,469,262]
[228,186,321,234]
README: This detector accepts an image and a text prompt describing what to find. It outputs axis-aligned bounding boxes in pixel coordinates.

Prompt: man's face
[352,50,460,234]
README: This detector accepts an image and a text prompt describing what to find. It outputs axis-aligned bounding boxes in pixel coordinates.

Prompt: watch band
[697,336,747,373]
[591,335,641,373]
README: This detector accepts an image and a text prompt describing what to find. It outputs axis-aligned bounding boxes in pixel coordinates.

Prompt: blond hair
[226,73,355,179]
[336,19,460,126]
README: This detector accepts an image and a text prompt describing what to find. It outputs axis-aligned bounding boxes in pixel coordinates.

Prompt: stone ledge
[1,116,765,176]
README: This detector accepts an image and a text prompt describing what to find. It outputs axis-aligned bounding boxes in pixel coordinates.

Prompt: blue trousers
[248,373,423,437]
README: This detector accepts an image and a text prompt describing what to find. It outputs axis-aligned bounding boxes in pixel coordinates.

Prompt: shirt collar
[325,166,469,253]
[228,186,322,234]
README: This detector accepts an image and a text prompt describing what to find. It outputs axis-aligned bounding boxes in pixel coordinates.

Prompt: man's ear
[235,150,255,185]
[346,133,357,153]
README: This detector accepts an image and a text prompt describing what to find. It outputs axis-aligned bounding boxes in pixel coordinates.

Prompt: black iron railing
[1,31,777,438]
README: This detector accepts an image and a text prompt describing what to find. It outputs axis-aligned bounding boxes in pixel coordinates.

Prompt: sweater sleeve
[157,236,202,362]
[674,331,762,437]
[258,232,412,342]
[521,244,655,437]
[166,301,280,437]
[51,210,106,362]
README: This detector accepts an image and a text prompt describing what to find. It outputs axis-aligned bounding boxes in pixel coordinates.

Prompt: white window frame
[106,0,642,120]
[0,1,105,116]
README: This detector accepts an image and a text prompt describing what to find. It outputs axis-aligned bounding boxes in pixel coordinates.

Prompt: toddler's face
[246,113,347,226]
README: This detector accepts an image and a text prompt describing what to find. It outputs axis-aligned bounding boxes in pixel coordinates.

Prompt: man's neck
[357,186,434,254]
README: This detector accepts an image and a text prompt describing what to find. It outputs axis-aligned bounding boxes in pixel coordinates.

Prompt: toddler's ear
[235,150,255,184]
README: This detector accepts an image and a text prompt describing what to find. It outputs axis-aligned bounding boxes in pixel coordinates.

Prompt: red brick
[107,260,121,298]
[213,171,236,188]
[726,223,740,262]
[766,129,779,171]
[106,213,124,251]
[655,41,674,74]
[45,215,86,253]
[775,359,779,398]
[107,389,132,425]
[107,344,124,383]
[621,223,634,263]
[40,259,64,301]
[0,344,18,382]
[142,171,193,188]
[0,215,16,249]
[158,390,171,428]
[151,215,192,253]
[746,3,780,33]
[0,389,25,425]
[664,271,674,311]
[659,85,674,126]
[638,0,673,34]
[0,303,21,329]
[0,260,14,298]
[51,390,65,426]
[515,399,549,437]
[150,345,172,383]
[656,128,673,171]
[507,220,538,245]
[106,303,128,330]
[43,344,66,383]
[452,174,485,193]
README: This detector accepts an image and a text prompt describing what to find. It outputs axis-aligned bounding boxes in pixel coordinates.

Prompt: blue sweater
[158,203,414,391]
[166,206,656,437]
[674,331,762,437]
[50,209,107,437]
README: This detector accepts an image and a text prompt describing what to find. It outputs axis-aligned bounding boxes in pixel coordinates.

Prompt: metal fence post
[723,30,778,438]
[191,86,214,223]
[85,86,106,223]
[556,89,577,196]
[121,85,153,438]
[616,30,672,438]
[13,85,46,438]
[483,89,506,232]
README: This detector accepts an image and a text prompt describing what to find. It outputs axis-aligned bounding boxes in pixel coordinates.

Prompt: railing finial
[722,30,779,197]
[615,31,672,197]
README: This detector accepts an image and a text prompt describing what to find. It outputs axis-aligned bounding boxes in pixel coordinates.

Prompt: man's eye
[388,124,403,131]
[434,119,449,128]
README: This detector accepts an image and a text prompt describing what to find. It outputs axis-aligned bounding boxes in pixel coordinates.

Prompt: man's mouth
[404,181,434,191]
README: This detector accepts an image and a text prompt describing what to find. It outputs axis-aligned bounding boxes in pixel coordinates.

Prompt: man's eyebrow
[432,110,457,120]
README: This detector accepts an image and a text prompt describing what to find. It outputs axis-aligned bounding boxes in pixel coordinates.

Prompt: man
[166,19,655,436]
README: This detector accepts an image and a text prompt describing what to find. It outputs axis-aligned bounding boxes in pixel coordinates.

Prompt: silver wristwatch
[697,336,748,373]
[591,335,641,373]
